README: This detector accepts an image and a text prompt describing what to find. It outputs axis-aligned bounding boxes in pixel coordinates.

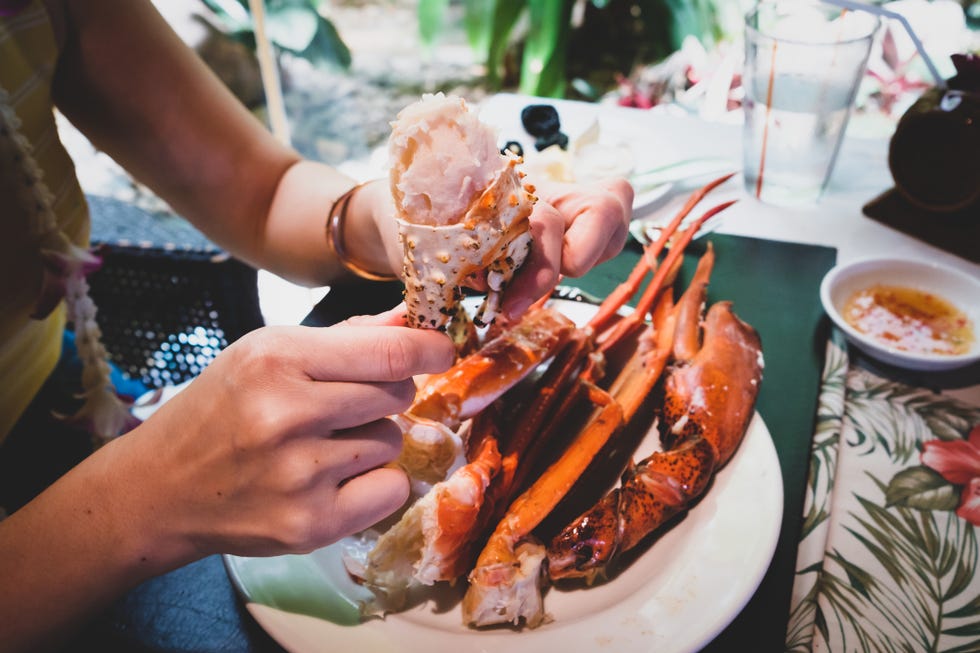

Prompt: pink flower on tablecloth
[957,478,980,525]
[922,425,980,525]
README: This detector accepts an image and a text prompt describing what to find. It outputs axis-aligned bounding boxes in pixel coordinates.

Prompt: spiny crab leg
[390,93,536,329]
[587,171,734,334]
[595,199,736,354]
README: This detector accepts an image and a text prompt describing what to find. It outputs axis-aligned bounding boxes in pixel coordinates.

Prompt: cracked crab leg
[390,93,536,329]
[353,307,575,604]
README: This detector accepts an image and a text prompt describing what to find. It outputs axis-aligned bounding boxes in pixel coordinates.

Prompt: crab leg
[595,199,736,353]
[354,179,739,623]
[547,293,764,582]
[545,246,715,581]
[408,307,576,425]
[380,330,599,593]
[354,306,579,605]
[390,94,536,329]
[461,264,686,627]
[587,172,735,334]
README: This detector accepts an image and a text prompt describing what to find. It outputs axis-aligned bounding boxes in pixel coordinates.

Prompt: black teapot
[888,54,980,214]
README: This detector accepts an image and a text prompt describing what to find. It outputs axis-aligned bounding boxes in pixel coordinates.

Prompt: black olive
[521,104,561,137]
[500,140,524,158]
[534,130,569,151]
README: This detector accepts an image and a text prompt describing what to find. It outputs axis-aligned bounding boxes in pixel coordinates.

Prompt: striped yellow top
[0,0,90,441]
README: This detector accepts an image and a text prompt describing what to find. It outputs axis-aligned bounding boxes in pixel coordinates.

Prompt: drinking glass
[742,0,879,206]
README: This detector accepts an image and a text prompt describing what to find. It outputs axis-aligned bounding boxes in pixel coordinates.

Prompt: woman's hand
[0,307,452,652]
[501,178,633,317]
[357,175,633,318]
[109,308,454,562]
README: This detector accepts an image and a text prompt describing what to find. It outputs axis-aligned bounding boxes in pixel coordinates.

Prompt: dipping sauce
[842,284,975,356]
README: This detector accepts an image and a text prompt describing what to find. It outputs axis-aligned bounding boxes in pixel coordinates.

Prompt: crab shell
[398,157,535,329]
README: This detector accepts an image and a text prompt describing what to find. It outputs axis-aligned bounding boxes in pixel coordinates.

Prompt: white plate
[820,257,980,371]
[224,297,783,653]
[478,94,736,216]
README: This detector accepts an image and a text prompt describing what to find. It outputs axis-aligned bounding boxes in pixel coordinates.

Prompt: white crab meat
[390,93,536,329]
[351,445,499,609]
[462,540,549,628]
[390,413,464,486]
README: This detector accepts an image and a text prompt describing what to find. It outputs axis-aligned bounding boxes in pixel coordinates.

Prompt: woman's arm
[0,314,455,653]
[51,0,632,295]
[52,0,388,286]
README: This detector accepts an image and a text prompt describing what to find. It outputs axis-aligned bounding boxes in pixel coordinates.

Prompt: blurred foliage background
[423,0,736,99]
[198,0,980,106]
[199,0,744,99]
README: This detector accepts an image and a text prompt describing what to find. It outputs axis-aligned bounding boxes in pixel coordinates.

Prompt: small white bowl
[820,257,980,372]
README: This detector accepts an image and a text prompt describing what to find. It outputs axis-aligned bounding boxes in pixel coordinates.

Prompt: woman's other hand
[109,308,454,562]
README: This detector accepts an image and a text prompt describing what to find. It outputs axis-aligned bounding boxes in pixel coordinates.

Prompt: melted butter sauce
[843,284,975,356]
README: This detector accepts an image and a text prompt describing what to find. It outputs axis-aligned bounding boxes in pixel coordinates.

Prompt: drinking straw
[248,0,292,145]
[820,0,947,88]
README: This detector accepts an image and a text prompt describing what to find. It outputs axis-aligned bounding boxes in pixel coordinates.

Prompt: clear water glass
[742,1,880,206]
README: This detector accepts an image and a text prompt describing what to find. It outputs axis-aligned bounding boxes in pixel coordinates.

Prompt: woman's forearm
[256,163,399,287]
[0,433,187,653]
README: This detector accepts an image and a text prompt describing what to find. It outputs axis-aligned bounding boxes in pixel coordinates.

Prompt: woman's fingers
[259,418,401,494]
[252,324,454,383]
[533,178,633,277]
[315,324,454,381]
[331,466,410,535]
[554,180,632,276]
[305,381,418,431]
[321,418,404,480]
[501,202,563,318]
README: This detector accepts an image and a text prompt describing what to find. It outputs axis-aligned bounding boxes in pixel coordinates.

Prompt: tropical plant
[419,0,729,99]
[201,0,351,70]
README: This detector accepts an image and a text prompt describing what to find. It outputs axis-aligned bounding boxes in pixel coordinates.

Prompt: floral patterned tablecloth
[787,330,980,652]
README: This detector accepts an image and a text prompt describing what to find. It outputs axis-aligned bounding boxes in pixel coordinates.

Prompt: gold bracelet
[326,182,399,282]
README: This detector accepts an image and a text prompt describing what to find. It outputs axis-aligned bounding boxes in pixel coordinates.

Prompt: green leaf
[919,509,940,559]
[519,0,574,97]
[300,18,352,70]
[462,0,495,60]
[265,5,319,52]
[486,1,526,88]
[944,622,980,637]
[943,640,980,653]
[418,0,449,48]
[944,540,974,598]
[927,416,967,441]
[832,550,877,598]
[945,569,980,619]
[885,466,960,511]
[201,0,254,32]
